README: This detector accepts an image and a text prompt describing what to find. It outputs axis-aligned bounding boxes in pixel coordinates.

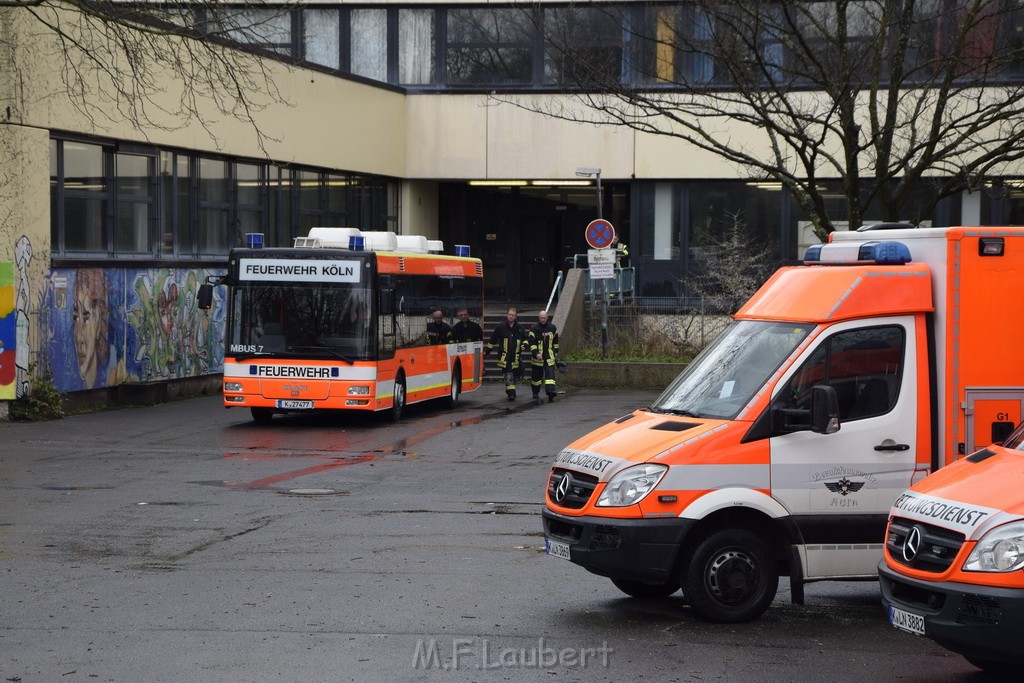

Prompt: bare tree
[685,211,778,313]
[511,0,1024,239]
[0,0,302,151]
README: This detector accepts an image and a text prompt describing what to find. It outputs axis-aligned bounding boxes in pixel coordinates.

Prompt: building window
[446,8,535,85]
[352,9,388,81]
[198,158,231,255]
[53,136,398,261]
[236,162,265,239]
[158,152,195,257]
[58,140,109,253]
[637,183,681,261]
[304,9,340,69]
[211,8,294,56]
[689,181,782,261]
[115,153,155,254]
[543,6,623,86]
[399,9,435,85]
[268,166,294,247]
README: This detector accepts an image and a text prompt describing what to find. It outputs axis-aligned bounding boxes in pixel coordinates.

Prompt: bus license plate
[277,400,314,410]
[889,606,925,635]
[545,538,571,561]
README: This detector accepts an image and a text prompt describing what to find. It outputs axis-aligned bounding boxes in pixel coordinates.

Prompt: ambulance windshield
[651,320,812,420]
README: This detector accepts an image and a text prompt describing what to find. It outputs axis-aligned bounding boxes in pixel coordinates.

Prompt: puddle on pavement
[41,485,115,491]
[197,400,532,493]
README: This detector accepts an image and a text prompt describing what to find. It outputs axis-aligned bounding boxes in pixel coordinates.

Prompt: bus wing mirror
[198,283,214,310]
[810,385,841,434]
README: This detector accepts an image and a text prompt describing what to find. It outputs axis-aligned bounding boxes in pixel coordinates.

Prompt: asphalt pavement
[0,385,988,682]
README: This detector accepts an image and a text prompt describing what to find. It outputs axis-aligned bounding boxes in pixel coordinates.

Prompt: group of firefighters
[425,306,561,405]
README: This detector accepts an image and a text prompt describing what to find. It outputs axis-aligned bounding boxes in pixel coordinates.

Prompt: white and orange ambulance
[543,226,1024,622]
[879,424,1024,675]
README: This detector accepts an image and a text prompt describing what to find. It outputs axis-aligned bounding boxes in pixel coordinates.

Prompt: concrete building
[1,1,1021,403]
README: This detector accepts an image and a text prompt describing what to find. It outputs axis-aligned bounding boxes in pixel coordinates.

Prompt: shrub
[10,367,65,421]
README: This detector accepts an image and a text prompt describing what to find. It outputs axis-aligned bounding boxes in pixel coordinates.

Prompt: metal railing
[545,270,564,313]
[563,254,636,303]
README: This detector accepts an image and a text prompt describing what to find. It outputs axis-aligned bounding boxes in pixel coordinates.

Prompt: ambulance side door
[768,316,919,580]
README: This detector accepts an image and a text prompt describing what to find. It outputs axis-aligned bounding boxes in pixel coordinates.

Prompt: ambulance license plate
[277,400,314,410]
[545,538,571,561]
[889,606,925,636]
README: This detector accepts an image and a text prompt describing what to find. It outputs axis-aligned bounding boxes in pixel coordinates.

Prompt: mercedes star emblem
[555,472,572,503]
[903,525,923,562]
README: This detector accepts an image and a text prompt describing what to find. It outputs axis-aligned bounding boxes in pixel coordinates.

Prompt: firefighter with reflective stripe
[486,307,526,401]
[528,309,559,405]
[612,237,629,268]
[425,308,452,345]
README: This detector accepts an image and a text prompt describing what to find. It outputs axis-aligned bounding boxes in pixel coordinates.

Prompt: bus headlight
[964,521,1024,572]
[348,386,370,395]
[224,382,243,392]
[596,464,668,507]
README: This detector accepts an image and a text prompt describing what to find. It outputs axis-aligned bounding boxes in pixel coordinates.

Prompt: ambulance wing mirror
[810,385,841,435]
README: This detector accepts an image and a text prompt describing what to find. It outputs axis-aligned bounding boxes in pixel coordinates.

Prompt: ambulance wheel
[250,408,274,424]
[683,529,778,623]
[390,374,406,422]
[611,578,680,599]
[964,656,1015,675]
[446,366,461,409]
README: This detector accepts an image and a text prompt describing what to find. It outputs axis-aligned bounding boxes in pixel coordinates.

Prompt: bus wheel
[390,375,406,422]
[250,408,274,424]
[682,529,778,623]
[446,366,461,409]
[611,578,680,599]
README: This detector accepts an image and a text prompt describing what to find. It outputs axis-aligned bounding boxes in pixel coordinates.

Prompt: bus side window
[378,287,397,356]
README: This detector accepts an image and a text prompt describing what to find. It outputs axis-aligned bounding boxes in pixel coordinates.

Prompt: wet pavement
[0,385,985,681]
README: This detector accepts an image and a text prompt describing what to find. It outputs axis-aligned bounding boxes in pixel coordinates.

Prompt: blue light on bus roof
[803,240,911,265]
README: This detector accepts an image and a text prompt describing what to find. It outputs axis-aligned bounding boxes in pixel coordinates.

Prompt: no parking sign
[585,219,616,249]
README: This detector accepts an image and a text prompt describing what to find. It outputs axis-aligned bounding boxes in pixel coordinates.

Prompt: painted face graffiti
[72,269,111,389]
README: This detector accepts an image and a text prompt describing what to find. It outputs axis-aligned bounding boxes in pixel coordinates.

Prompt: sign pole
[596,174,609,357]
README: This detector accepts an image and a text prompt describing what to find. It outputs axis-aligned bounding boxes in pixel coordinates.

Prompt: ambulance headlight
[964,521,1024,572]
[596,464,668,507]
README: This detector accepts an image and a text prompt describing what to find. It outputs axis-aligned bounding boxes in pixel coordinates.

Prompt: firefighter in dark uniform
[486,307,525,401]
[451,307,483,342]
[527,309,560,404]
[425,308,452,345]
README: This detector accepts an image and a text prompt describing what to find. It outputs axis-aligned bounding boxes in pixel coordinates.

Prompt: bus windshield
[229,283,375,361]
[650,320,813,420]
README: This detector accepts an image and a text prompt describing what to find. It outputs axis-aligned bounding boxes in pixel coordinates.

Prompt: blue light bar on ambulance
[803,240,912,265]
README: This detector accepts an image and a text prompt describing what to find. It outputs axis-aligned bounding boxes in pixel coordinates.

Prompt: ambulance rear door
[767,315,920,580]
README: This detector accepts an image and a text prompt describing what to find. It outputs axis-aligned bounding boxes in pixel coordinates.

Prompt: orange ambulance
[543,226,1024,622]
[879,424,1024,675]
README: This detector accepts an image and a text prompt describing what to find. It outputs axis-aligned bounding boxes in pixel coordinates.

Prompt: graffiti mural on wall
[41,267,226,392]
[128,269,224,381]
[0,262,15,400]
[15,236,32,397]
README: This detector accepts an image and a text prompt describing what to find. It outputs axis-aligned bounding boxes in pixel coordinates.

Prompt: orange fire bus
[199,228,484,422]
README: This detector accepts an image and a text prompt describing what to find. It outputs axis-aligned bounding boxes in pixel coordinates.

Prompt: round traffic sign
[585,219,616,249]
